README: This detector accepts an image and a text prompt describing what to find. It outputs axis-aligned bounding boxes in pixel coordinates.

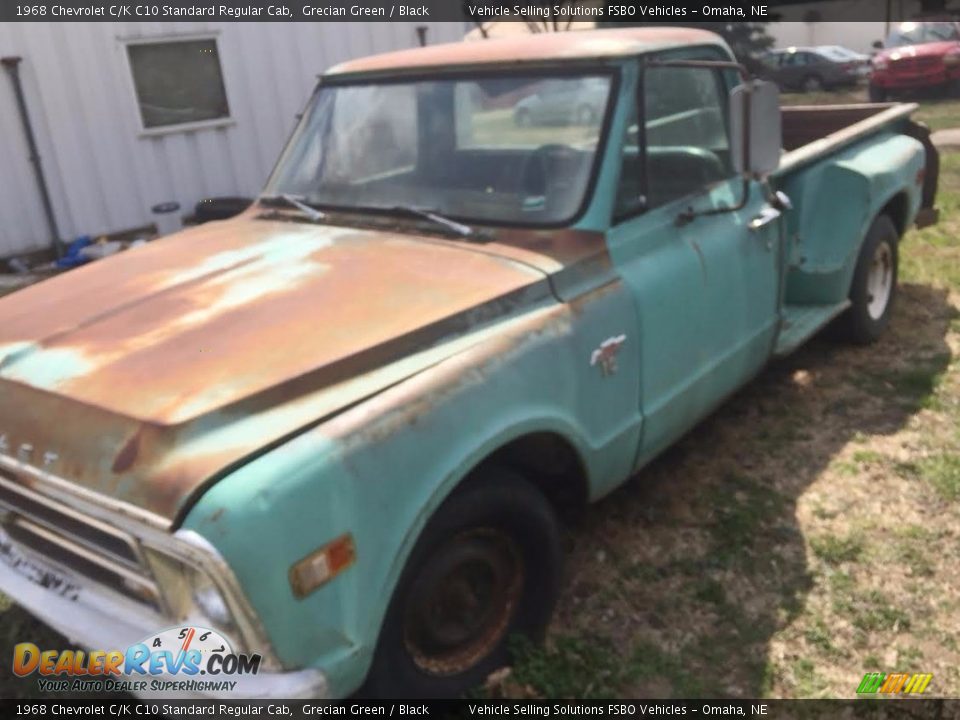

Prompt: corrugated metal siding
[0,21,465,257]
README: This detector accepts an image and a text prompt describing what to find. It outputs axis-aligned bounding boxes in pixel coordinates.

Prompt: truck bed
[770,102,939,356]
[778,102,938,212]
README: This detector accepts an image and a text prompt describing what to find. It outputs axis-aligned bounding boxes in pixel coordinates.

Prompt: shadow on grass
[503,283,955,699]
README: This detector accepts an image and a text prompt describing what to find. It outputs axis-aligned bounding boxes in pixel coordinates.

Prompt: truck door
[607,60,782,466]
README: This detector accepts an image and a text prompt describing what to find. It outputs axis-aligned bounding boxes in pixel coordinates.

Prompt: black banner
[2,0,960,23]
[0,699,953,719]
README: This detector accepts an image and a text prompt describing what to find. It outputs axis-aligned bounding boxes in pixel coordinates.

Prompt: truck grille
[891,56,940,73]
[0,469,161,610]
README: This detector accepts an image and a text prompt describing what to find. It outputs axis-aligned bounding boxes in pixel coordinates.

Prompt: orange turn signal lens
[289,533,356,599]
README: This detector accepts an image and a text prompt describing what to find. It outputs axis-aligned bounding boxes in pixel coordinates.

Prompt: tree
[599,19,775,69]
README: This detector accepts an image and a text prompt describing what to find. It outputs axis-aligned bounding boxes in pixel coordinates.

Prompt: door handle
[749,206,782,232]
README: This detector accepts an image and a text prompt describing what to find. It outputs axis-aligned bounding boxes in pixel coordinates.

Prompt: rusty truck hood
[0,217,555,520]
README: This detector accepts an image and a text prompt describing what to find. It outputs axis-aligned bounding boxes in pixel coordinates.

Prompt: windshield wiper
[260,194,326,222]
[389,205,475,238]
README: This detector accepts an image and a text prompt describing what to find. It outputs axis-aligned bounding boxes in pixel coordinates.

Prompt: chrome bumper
[0,453,329,699]
[0,555,329,699]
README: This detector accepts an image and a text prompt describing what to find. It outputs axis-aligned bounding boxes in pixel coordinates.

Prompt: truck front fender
[180,284,642,696]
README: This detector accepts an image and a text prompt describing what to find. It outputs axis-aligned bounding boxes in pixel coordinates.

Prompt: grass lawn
[486,155,960,699]
[0,112,958,703]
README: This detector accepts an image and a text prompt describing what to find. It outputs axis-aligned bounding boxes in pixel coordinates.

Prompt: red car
[870,21,960,101]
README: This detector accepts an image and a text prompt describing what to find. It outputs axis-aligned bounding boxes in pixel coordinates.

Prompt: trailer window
[126,37,230,131]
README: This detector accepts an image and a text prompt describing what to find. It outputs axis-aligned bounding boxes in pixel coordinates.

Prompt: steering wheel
[520,144,578,198]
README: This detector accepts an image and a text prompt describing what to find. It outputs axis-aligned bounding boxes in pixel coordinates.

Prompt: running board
[774,301,851,357]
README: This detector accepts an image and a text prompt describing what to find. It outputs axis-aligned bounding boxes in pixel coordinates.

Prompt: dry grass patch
[502,155,960,699]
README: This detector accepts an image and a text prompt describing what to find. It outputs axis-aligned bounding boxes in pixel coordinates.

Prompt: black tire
[802,74,824,92]
[837,214,899,344]
[868,84,888,102]
[361,470,563,698]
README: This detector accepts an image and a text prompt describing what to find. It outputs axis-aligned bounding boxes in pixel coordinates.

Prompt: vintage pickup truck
[0,28,939,698]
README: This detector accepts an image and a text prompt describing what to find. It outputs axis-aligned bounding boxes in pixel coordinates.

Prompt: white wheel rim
[866,241,893,320]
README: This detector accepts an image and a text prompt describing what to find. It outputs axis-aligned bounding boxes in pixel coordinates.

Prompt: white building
[0,21,465,258]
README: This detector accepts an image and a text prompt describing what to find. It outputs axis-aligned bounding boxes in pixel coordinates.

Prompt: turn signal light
[289,533,356,598]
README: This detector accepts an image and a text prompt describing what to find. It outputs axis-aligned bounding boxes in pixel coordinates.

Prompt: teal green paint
[185,294,643,695]
[778,132,924,306]
[178,44,929,699]
[0,345,95,389]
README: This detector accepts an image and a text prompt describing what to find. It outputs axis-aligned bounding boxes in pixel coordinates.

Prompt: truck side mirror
[730,80,782,178]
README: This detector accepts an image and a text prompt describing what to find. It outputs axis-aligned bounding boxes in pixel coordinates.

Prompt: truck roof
[327,27,725,77]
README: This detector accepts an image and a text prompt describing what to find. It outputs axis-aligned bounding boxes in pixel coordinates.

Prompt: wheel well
[465,432,589,521]
[880,192,909,237]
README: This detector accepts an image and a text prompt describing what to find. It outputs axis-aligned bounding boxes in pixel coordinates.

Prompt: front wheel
[802,74,824,92]
[837,214,899,344]
[361,471,564,698]
[868,84,888,102]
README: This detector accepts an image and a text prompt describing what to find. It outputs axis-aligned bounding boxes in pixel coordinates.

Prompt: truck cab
[0,28,937,699]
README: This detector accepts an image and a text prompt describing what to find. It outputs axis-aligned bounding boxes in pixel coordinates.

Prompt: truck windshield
[885,21,960,47]
[264,72,613,227]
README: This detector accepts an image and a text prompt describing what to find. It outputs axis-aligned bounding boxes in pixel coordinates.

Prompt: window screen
[127,39,229,129]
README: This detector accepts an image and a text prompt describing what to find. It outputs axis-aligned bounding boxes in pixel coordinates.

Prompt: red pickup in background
[870,20,960,101]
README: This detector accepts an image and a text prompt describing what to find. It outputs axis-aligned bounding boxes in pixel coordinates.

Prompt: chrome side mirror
[730,80,782,178]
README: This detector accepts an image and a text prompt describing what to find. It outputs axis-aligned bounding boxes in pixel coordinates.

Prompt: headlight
[944,53,960,67]
[190,570,233,626]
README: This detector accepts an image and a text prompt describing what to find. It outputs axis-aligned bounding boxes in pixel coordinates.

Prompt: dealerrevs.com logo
[13,626,262,694]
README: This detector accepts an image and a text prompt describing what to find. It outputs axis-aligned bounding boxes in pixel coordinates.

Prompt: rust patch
[0,215,610,520]
[329,27,721,77]
[111,431,140,474]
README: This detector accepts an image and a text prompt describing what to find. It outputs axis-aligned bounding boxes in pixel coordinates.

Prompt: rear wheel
[361,470,563,698]
[868,84,888,102]
[836,215,899,344]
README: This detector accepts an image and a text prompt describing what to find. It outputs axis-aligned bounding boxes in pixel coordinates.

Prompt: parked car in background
[513,77,607,126]
[762,46,868,92]
[870,21,960,101]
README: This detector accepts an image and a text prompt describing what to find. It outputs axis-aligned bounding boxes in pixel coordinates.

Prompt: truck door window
[614,64,732,218]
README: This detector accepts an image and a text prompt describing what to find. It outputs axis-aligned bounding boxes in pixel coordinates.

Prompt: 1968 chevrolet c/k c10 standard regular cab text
[0,28,940,698]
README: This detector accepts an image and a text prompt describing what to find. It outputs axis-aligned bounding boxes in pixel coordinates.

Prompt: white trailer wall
[0,21,465,257]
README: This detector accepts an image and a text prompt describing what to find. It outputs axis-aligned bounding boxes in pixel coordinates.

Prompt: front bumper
[873,68,952,89]
[0,451,330,700]
[0,555,329,699]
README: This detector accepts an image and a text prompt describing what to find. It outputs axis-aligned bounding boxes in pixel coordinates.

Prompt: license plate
[0,525,82,601]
